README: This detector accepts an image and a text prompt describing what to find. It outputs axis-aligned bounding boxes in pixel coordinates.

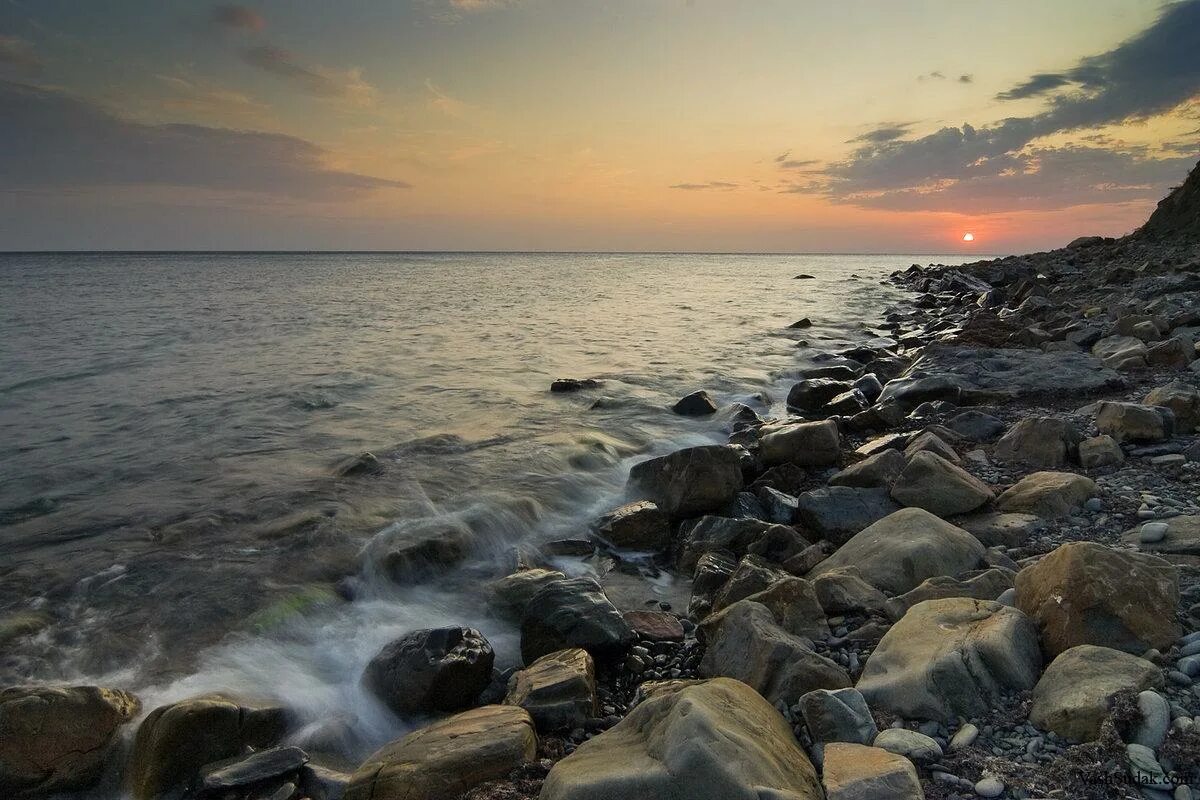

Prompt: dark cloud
[918,70,946,82]
[849,124,912,144]
[241,46,374,103]
[0,35,42,71]
[958,74,973,84]
[212,5,265,32]
[670,181,738,190]
[0,80,408,197]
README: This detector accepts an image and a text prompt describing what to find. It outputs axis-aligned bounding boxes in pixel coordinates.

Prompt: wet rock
[995,471,1097,518]
[1029,645,1161,741]
[894,345,1121,399]
[994,417,1083,467]
[759,420,841,467]
[626,445,745,517]
[821,743,924,800]
[551,378,601,393]
[590,500,670,550]
[852,373,884,403]
[795,486,901,546]
[333,451,383,477]
[889,451,994,517]
[954,512,1045,548]
[754,485,799,524]
[521,578,634,664]
[1144,382,1200,432]
[787,379,852,412]
[344,705,536,800]
[540,678,823,800]
[364,627,495,716]
[828,448,906,489]
[809,508,986,596]
[363,518,475,582]
[884,568,1014,620]
[1014,541,1180,658]
[946,410,1006,442]
[488,569,568,619]
[504,648,596,733]
[1078,434,1125,468]
[873,728,943,761]
[878,374,963,409]
[622,610,684,641]
[0,685,139,799]
[677,516,779,571]
[857,598,1041,723]
[672,390,718,416]
[200,746,309,793]
[299,764,350,800]
[1095,401,1171,442]
[800,687,878,746]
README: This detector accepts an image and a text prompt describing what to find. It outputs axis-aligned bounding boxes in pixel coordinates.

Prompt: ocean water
[0,251,979,764]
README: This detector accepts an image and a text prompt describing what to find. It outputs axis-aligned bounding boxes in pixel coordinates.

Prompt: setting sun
[963,232,976,242]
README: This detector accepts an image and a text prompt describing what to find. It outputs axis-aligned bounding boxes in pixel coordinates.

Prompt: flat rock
[504,648,596,733]
[891,344,1122,399]
[1121,515,1200,556]
[1029,645,1161,742]
[795,486,900,546]
[201,746,309,792]
[954,512,1045,548]
[996,471,1097,518]
[889,451,994,517]
[821,743,924,800]
[759,420,841,467]
[946,410,1006,442]
[873,728,943,761]
[622,610,684,641]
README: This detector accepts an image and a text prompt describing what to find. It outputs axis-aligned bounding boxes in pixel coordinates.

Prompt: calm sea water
[0,251,978,762]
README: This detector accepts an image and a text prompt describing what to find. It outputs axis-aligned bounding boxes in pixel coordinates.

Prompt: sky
[0,0,1198,253]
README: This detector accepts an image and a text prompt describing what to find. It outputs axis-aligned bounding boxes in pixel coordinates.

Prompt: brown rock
[996,471,1097,518]
[622,611,684,641]
[821,743,924,800]
[504,649,596,733]
[1029,645,1161,742]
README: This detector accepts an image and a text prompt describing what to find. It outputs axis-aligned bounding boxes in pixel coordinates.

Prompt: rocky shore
[4,163,1200,800]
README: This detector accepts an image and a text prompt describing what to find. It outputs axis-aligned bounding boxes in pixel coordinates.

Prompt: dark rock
[521,578,634,663]
[364,627,495,716]
[591,501,670,550]
[678,515,778,571]
[551,378,602,393]
[795,486,901,546]
[787,378,853,412]
[333,451,383,477]
[626,445,745,518]
[200,746,309,792]
[672,390,718,416]
[754,486,798,524]
[789,318,813,329]
[945,410,1006,442]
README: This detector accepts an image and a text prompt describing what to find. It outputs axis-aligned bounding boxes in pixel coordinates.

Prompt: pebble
[949,722,979,751]
[1084,497,1104,512]
[1140,521,1169,543]
[975,776,1004,797]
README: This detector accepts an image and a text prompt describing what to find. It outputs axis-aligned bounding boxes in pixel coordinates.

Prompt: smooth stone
[949,722,980,751]
[1131,690,1171,749]
[200,746,309,791]
[975,776,1005,797]
[798,687,878,745]
[1029,645,1161,741]
[1141,522,1170,544]
[873,728,943,761]
[821,743,924,800]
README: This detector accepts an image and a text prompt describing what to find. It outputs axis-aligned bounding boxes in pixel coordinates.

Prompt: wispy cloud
[211,4,265,32]
[242,45,375,105]
[0,35,42,72]
[425,80,471,118]
[670,181,738,191]
[155,74,271,122]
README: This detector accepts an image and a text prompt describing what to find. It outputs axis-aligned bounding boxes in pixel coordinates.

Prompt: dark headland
[5,161,1200,800]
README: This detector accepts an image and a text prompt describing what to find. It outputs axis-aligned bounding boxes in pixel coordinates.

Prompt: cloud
[212,5,265,32]
[449,0,518,11]
[242,46,375,105]
[0,80,408,198]
[425,80,471,118]
[156,74,270,121]
[670,181,738,191]
[0,35,42,72]
[958,74,973,84]
[849,124,912,144]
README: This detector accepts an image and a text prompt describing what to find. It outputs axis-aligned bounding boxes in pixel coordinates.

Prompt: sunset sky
[1,0,1198,252]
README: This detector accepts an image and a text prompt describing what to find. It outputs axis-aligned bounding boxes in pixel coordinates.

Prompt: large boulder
[889,451,994,517]
[703,576,829,641]
[1028,645,1161,742]
[626,445,744,517]
[672,390,717,416]
[677,516,780,572]
[539,678,823,800]
[0,685,139,799]
[821,743,924,800]
[759,420,841,467]
[787,378,853,412]
[954,512,1045,548]
[1095,401,1171,443]
[994,417,1083,467]
[857,598,1041,723]
[809,508,986,596]
[363,627,494,716]
[1144,382,1200,432]
[126,696,288,800]
[794,486,900,545]
[344,705,536,800]
[699,601,849,706]
[488,568,567,619]
[995,471,1097,518]
[829,449,906,489]
[590,500,670,550]
[504,648,596,733]
[521,578,634,664]
[1014,542,1180,658]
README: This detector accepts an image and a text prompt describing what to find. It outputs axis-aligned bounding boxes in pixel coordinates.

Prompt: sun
[962,232,975,242]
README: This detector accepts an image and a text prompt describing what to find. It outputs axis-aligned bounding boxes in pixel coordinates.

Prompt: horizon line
[0,249,1008,257]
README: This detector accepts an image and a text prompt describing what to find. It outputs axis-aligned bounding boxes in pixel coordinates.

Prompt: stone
[539,678,822,800]
[1093,335,1149,370]
[626,445,744,517]
[1148,336,1194,369]
[755,486,799,524]
[672,390,717,416]
[488,569,567,619]
[955,512,1044,548]
[821,743,924,800]
[799,687,878,745]
[343,705,536,800]
[1015,542,1180,658]
[688,551,736,617]
[699,601,849,706]
[333,451,383,477]
[946,410,1006,442]
[1140,521,1169,544]
[1078,434,1125,468]
[0,685,139,799]
[521,578,634,664]
[949,723,979,751]
[903,430,961,463]
[813,569,888,616]
[1095,401,1170,443]
[759,420,841,467]
[622,611,684,641]
[1029,645,1160,741]
[853,373,884,402]
[1144,382,1200,432]
[1121,515,1200,556]
[677,516,778,571]
[857,598,1041,723]
[504,648,596,733]
[710,555,790,613]
[364,627,494,716]
[829,448,906,489]
[795,486,901,545]
[746,522,810,563]
[878,375,963,408]
[975,776,1005,798]
[552,378,601,392]
[994,417,1083,467]
[996,471,1097,518]
[885,568,1014,620]
[809,508,986,596]
[200,746,309,793]
[126,696,287,800]
[889,451,994,517]
[363,518,475,581]
[704,576,829,640]
[590,500,670,550]
[1131,690,1170,749]
[896,345,1121,398]
[787,378,853,412]
[873,728,943,761]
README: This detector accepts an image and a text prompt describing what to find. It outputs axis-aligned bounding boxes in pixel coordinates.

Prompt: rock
[1140,521,1169,543]
[787,379,852,412]
[857,598,1041,723]
[975,776,1005,798]
[488,569,567,619]
[1014,541,1180,658]
[813,569,888,616]
[126,696,287,800]
[946,410,1006,442]
[809,508,986,596]
[1121,515,1200,556]
[200,746,309,793]
[754,486,799,524]
[799,687,878,745]
[672,390,718,416]
[955,512,1045,548]
[710,555,789,612]
[853,373,884,403]
[678,516,780,571]
[873,728,943,761]
[896,345,1121,399]
[821,743,924,800]
[949,723,979,751]
[699,601,849,706]
[705,575,829,640]
[539,678,822,800]
[1144,383,1200,432]
[1028,645,1161,741]
[1131,690,1170,749]
[829,449,906,489]
[0,685,139,799]
[626,445,745,518]
[688,551,736,617]
[504,648,596,733]
[823,389,870,416]
[622,611,684,641]
[363,518,475,581]
[885,568,1014,620]
[552,378,601,392]
[1126,742,1171,791]
[364,627,494,716]
[1078,434,1125,468]
[333,451,383,477]
[746,521,809,562]
[782,542,831,575]
[521,578,635,664]
[1148,336,1194,369]
[590,500,670,550]
[903,430,961,463]
[300,764,350,800]
[994,417,1083,467]
[1095,401,1170,443]
[343,705,536,800]
[878,375,963,408]
[995,471,1097,518]
[795,486,901,546]
[759,420,841,467]
[889,451,994,517]
[789,317,814,329]
[1093,335,1149,370]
